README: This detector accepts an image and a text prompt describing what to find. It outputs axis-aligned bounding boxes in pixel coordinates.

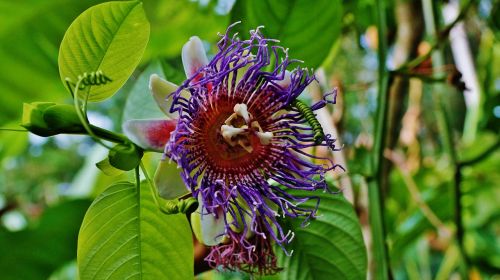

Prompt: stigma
[220,103,273,153]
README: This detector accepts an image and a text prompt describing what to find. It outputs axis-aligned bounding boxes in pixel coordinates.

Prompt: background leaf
[0,0,101,123]
[276,191,367,280]
[232,0,343,69]
[0,199,91,280]
[143,0,229,60]
[77,181,193,279]
[122,61,166,122]
[58,1,150,102]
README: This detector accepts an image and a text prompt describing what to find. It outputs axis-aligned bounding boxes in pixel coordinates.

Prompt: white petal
[154,159,189,200]
[191,193,225,246]
[276,70,292,88]
[149,74,177,118]
[182,36,209,78]
[149,74,191,119]
[122,119,176,152]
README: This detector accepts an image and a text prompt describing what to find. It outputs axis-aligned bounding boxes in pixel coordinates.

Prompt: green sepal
[108,143,143,171]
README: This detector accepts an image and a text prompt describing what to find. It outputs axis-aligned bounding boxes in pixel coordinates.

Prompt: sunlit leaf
[78,181,193,279]
[95,157,125,177]
[58,1,150,102]
[277,191,367,280]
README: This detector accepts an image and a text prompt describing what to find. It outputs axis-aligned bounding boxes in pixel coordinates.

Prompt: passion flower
[124,23,343,275]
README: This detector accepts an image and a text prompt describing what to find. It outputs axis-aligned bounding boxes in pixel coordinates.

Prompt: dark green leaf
[277,191,367,280]
[232,0,343,69]
[0,200,91,280]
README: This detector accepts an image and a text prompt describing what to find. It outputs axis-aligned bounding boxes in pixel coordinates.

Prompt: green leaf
[277,191,367,280]
[232,0,343,69]
[78,181,193,279]
[58,1,150,102]
[0,200,91,280]
[95,157,125,177]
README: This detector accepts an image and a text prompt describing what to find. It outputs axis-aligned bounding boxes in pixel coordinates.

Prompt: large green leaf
[78,181,193,279]
[58,1,150,102]
[232,0,343,69]
[277,191,367,280]
[0,199,91,280]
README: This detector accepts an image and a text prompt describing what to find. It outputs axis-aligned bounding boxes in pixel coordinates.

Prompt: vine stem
[73,80,114,149]
[396,0,473,72]
[71,79,129,146]
[421,0,469,274]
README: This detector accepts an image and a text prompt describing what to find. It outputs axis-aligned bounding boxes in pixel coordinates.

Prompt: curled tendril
[65,70,112,96]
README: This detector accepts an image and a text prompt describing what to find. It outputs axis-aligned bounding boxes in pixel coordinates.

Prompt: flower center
[220,104,273,154]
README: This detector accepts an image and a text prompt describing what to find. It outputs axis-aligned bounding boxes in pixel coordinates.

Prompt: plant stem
[368,0,392,279]
[89,125,129,144]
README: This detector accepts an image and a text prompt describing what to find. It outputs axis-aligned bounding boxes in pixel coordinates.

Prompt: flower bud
[108,143,143,171]
[21,102,85,137]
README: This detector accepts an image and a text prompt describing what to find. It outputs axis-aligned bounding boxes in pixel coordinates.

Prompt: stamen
[257,131,273,145]
[221,125,246,146]
[250,121,274,144]
[224,113,238,125]
[234,103,250,123]
[251,121,262,132]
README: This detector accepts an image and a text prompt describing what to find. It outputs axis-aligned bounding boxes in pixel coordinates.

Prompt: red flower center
[193,97,273,172]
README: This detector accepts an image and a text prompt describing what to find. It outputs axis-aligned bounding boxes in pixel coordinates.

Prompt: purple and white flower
[124,23,343,274]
